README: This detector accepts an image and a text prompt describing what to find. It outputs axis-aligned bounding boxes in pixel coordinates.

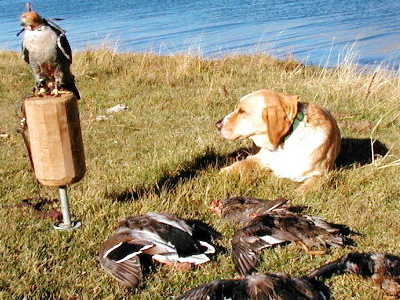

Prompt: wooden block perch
[24,92,86,187]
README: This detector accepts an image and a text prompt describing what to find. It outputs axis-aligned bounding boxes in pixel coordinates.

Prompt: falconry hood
[20,12,44,30]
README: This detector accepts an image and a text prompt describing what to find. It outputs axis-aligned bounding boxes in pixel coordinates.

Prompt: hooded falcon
[19,7,80,99]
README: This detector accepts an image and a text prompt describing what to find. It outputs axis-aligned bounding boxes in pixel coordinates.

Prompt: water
[1,0,399,70]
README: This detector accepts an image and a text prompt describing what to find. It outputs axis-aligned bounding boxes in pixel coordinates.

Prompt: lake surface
[1,0,399,70]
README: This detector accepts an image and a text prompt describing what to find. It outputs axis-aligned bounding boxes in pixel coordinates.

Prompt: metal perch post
[53,186,81,230]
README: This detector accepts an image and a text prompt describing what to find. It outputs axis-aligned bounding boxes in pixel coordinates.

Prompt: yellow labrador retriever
[215,89,341,192]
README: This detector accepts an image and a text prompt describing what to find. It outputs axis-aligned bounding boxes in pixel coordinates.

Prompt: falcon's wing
[46,20,72,63]
[21,42,29,64]
[56,33,72,62]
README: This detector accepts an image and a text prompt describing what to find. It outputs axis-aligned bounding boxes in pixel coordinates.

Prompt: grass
[0,48,399,300]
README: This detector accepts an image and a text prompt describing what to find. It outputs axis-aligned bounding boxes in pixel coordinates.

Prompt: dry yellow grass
[0,49,399,299]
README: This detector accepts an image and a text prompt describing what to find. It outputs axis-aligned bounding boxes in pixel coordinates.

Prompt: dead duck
[308,252,400,297]
[175,272,330,300]
[99,212,221,288]
[232,213,351,276]
[210,196,290,223]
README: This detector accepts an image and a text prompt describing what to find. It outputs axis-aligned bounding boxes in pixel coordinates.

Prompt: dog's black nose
[215,119,223,131]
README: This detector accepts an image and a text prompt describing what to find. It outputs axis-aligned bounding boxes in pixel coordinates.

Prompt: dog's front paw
[220,161,247,175]
[220,165,234,174]
[295,176,319,194]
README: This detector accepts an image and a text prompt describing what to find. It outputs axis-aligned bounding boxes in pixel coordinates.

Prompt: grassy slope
[0,49,399,299]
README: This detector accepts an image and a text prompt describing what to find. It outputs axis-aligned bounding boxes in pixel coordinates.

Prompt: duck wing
[175,278,250,300]
[269,214,347,249]
[99,249,142,288]
[379,253,400,279]
[288,277,331,300]
[373,253,400,296]
[245,196,289,212]
[231,238,260,276]
[121,214,199,256]
[99,234,154,288]
[217,197,290,222]
[146,213,216,257]
[121,213,217,266]
[175,273,330,300]
[145,212,194,233]
[308,252,400,296]
[185,219,222,242]
[231,215,298,276]
[307,252,371,279]
[247,273,330,300]
[303,215,353,236]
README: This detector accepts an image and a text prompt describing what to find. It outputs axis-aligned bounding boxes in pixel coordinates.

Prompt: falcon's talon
[50,89,68,97]
[35,87,48,97]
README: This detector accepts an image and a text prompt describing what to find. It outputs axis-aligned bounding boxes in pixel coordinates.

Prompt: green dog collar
[283,111,304,142]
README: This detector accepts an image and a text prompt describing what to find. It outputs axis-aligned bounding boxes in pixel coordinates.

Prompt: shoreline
[2,47,399,76]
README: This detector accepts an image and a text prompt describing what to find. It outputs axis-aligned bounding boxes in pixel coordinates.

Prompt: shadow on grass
[107,147,230,202]
[336,138,388,168]
[221,138,388,170]
[7,197,63,221]
[107,138,387,202]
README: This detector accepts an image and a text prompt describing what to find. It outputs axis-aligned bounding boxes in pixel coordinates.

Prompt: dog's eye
[238,108,245,114]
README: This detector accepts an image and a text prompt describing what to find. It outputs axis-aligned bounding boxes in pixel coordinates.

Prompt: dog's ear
[262,94,299,148]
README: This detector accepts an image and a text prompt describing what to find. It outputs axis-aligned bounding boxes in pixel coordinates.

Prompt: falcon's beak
[16,28,25,36]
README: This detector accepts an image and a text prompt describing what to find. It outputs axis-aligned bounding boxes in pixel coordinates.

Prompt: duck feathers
[99,213,220,288]
[308,252,400,297]
[232,214,349,276]
[175,273,330,300]
[99,248,143,288]
[210,196,290,223]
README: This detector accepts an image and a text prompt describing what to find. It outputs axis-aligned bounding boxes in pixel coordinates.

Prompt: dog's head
[216,89,299,150]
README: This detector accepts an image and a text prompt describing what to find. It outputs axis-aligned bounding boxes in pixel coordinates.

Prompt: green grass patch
[0,49,399,299]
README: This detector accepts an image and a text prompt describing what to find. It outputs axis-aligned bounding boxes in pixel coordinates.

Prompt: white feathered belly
[23,27,58,64]
[256,124,328,182]
[129,228,215,265]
